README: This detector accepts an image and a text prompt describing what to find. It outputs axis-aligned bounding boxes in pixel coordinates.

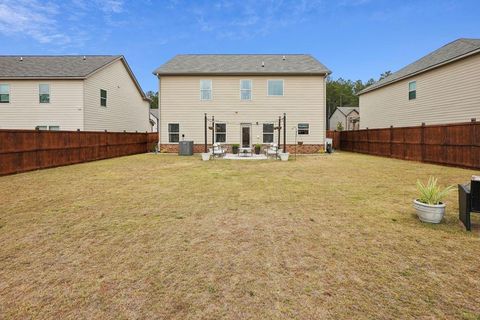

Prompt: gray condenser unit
[178,141,194,156]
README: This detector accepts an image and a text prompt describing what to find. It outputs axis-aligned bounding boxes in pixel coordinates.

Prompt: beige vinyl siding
[329,109,347,131]
[0,80,84,130]
[360,53,480,129]
[83,60,150,132]
[159,75,326,145]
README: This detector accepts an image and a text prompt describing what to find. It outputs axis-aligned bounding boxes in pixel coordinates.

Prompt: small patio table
[238,147,253,157]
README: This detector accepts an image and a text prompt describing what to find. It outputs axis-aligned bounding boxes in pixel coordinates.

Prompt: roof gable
[358,38,480,95]
[154,54,331,75]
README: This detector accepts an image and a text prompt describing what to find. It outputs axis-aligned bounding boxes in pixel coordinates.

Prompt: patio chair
[458,175,480,231]
[210,143,226,158]
[265,143,281,158]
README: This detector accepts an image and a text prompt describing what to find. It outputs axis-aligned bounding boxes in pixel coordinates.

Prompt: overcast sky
[0,0,479,92]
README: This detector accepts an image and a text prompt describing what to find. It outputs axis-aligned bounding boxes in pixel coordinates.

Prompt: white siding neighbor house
[153,54,331,153]
[358,38,480,129]
[0,55,150,132]
[329,107,359,131]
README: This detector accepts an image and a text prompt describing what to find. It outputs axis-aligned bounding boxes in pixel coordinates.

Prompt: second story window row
[199,79,286,101]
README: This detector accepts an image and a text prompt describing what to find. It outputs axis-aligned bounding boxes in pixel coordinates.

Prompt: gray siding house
[0,55,150,132]
[358,38,480,129]
[153,54,331,153]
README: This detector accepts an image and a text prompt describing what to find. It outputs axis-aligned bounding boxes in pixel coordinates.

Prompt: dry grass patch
[1,152,480,319]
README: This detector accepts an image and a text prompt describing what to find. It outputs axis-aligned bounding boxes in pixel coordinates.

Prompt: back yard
[1,153,479,319]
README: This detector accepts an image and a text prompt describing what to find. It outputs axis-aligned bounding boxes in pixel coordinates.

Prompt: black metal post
[278,116,281,147]
[283,113,287,153]
[212,116,215,146]
[204,113,207,153]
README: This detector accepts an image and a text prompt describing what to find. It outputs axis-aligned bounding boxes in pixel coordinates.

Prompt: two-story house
[358,38,480,129]
[0,55,150,132]
[153,54,331,153]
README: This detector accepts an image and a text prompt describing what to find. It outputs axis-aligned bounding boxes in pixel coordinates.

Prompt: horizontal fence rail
[327,120,480,170]
[0,129,159,175]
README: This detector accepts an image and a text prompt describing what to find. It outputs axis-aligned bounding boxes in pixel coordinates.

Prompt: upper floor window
[298,123,309,135]
[263,123,274,143]
[0,84,10,103]
[200,80,212,100]
[168,123,179,142]
[240,80,252,100]
[215,123,226,143]
[408,81,416,100]
[268,80,284,96]
[39,84,50,103]
[100,89,107,107]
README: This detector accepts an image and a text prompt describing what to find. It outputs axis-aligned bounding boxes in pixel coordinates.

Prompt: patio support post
[278,116,281,148]
[204,113,207,153]
[283,113,287,153]
[212,116,215,146]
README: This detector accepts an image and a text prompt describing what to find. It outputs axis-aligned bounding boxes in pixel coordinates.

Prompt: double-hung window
[298,123,309,135]
[200,80,212,100]
[0,84,10,103]
[263,123,274,143]
[408,81,416,100]
[215,123,226,143]
[268,80,284,96]
[168,123,180,142]
[240,80,252,100]
[100,89,107,107]
[39,84,50,103]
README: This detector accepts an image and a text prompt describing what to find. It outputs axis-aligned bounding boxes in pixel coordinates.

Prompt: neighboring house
[329,107,359,131]
[149,108,159,132]
[358,38,480,129]
[153,54,331,153]
[0,55,150,132]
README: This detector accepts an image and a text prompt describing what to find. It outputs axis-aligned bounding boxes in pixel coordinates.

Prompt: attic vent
[19,57,23,61]
[261,61,265,67]
[282,55,286,60]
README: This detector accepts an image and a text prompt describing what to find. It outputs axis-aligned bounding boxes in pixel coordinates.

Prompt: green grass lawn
[1,152,480,319]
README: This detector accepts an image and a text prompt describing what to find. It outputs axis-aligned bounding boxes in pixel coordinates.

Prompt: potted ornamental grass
[254,144,262,155]
[413,177,455,223]
[232,144,240,154]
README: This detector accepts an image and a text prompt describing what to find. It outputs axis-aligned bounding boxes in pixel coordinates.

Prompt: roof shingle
[153,54,330,75]
[358,38,480,95]
[0,55,121,79]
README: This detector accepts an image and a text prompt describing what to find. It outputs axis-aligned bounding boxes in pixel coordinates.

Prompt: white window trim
[263,122,275,143]
[408,81,416,100]
[215,122,227,143]
[0,83,10,103]
[39,84,50,104]
[200,80,212,101]
[240,79,252,101]
[267,79,284,97]
[168,123,180,143]
[298,123,310,135]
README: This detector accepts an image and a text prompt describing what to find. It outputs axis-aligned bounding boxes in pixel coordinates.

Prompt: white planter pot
[413,199,446,223]
[279,152,289,161]
[201,153,210,161]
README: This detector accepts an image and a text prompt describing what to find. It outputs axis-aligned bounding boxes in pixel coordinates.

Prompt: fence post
[389,126,393,158]
[421,122,425,162]
[104,130,108,159]
[366,127,369,154]
[471,118,476,168]
[403,128,407,160]
[35,128,40,170]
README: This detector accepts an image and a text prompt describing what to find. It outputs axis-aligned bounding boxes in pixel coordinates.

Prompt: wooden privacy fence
[327,120,480,169]
[0,130,159,175]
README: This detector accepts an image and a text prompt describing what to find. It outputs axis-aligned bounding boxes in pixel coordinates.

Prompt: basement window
[409,81,416,100]
[168,123,179,143]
